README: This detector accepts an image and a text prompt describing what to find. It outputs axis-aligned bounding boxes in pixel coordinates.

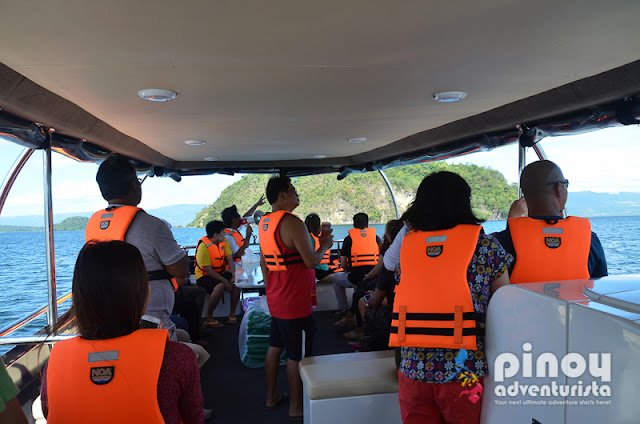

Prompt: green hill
[189,163,518,227]
[0,216,90,232]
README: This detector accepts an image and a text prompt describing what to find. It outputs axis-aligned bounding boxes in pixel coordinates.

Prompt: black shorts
[269,315,316,361]
[196,271,232,294]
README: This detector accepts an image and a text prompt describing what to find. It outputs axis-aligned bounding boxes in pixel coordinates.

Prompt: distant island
[0,216,90,233]
[189,162,519,227]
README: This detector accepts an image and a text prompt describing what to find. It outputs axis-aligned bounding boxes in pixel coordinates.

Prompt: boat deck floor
[198,310,358,424]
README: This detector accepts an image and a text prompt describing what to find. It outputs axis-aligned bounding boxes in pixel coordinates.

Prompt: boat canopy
[0,1,639,178]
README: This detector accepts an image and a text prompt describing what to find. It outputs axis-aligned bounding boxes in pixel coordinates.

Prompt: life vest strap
[389,326,485,337]
[264,252,303,259]
[264,258,304,266]
[147,270,173,280]
[392,311,485,322]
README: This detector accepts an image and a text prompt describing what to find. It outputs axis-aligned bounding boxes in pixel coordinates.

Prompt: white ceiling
[1,1,639,169]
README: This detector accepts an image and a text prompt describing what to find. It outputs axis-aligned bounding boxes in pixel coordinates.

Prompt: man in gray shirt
[89,156,190,338]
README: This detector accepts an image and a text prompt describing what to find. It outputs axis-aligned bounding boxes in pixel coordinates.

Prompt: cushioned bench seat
[299,350,402,423]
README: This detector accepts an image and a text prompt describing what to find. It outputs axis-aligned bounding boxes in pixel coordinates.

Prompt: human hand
[255,195,265,207]
[319,228,334,250]
[508,197,528,218]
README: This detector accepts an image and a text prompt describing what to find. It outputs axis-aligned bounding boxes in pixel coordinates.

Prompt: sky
[0,125,638,217]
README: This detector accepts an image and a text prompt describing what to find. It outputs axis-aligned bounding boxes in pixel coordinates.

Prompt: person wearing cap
[493,160,607,283]
[221,196,265,262]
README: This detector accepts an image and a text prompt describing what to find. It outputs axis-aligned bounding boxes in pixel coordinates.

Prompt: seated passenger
[387,171,511,424]
[0,359,28,424]
[221,196,265,263]
[339,219,404,344]
[41,241,203,424]
[493,160,607,283]
[305,213,333,281]
[331,212,382,317]
[195,220,240,328]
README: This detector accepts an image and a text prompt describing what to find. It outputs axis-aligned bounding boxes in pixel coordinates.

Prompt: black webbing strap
[392,311,485,323]
[389,327,485,337]
[148,269,173,281]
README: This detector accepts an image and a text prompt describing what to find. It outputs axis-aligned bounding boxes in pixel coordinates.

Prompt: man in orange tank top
[493,160,607,282]
[259,176,333,421]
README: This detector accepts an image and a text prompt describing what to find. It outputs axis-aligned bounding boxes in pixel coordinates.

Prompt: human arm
[282,214,333,268]
[235,226,253,259]
[363,256,384,281]
[490,270,510,294]
[339,236,351,271]
[588,232,608,278]
[259,252,269,285]
[243,195,265,218]
[0,361,27,424]
[160,342,204,424]
[164,255,189,287]
[383,225,409,271]
[508,197,528,218]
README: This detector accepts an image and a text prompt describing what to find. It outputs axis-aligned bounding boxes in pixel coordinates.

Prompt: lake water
[1,216,639,354]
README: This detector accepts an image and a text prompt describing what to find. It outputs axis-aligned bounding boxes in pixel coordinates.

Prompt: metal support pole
[532,142,548,160]
[518,144,526,198]
[43,132,58,332]
[0,148,35,217]
[379,170,400,219]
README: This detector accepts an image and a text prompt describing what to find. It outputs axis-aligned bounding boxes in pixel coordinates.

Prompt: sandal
[204,319,223,328]
[264,393,288,411]
[226,316,237,324]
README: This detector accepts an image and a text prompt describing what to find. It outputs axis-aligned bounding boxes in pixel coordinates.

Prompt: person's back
[42,241,203,424]
[86,155,189,335]
[258,176,333,420]
[388,171,511,424]
[493,160,607,283]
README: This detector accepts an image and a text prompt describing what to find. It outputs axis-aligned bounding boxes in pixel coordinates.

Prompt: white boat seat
[299,350,398,400]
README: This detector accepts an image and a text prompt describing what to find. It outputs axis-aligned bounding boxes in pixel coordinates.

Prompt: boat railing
[0,290,73,346]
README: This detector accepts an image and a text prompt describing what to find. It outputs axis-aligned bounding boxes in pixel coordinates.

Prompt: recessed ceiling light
[313,155,327,159]
[433,91,467,103]
[138,89,178,102]
[204,157,219,161]
[184,140,206,146]
[348,137,367,144]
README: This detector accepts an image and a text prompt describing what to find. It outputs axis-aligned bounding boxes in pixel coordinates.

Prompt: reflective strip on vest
[259,210,304,271]
[348,227,379,267]
[508,216,591,284]
[224,228,245,263]
[389,225,482,350]
[311,233,331,264]
[47,329,168,424]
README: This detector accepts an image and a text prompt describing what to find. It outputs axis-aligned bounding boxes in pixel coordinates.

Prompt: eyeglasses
[137,175,147,185]
[547,179,569,188]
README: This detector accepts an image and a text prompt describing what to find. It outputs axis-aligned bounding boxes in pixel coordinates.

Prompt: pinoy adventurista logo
[493,342,611,407]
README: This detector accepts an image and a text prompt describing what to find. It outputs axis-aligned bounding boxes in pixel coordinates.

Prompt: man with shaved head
[494,160,607,283]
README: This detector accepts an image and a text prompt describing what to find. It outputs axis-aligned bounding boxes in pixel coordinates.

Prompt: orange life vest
[224,228,245,263]
[311,233,331,265]
[85,206,179,290]
[508,217,591,284]
[195,236,228,278]
[389,225,484,350]
[328,257,343,273]
[259,210,304,271]
[47,329,168,424]
[85,205,140,242]
[348,227,379,267]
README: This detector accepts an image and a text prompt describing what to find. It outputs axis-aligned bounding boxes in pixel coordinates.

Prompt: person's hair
[305,213,321,235]
[266,175,291,205]
[221,205,240,227]
[96,155,138,201]
[353,213,369,229]
[71,241,149,340]
[401,171,483,231]
[380,219,404,253]
[206,220,225,237]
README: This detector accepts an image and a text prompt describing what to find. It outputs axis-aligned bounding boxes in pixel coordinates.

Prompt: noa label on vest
[100,220,110,230]
[90,366,114,385]
[427,245,443,257]
[545,237,561,248]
